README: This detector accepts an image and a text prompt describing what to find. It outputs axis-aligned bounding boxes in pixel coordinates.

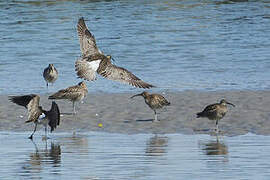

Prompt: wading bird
[48,81,88,114]
[43,64,58,87]
[196,99,235,133]
[131,91,170,122]
[75,17,154,89]
[9,94,60,139]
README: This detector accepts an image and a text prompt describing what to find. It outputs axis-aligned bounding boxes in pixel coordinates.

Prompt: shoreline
[1,90,270,136]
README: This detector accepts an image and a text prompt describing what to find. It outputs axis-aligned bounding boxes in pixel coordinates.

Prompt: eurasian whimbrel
[75,17,155,89]
[196,99,235,133]
[130,91,170,122]
[9,94,60,139]
[48,81,88,114]
[43,64,58,87]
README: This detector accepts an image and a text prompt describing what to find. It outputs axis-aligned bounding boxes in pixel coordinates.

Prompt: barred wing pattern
[77,17,99,56]
[99,64,155,89]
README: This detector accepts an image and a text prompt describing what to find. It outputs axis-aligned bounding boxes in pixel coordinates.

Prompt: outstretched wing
[9,94,42,123]
[47,101,60,132]
[75,59,101,81]
[77,17,100,56]
[99,64,155,89]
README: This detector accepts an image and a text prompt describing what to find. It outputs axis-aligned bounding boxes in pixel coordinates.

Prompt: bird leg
[29,123,37,139]
[72,101,76,115]
[43,124,49,141]
[46,82,48,88]
[153,110,158,122]
[215,120,219,134]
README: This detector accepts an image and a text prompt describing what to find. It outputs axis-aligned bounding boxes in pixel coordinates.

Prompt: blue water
[1,132,270,179]
[1,0,270,95]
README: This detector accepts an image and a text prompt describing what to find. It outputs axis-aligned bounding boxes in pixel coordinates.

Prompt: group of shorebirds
[9,17,235,139]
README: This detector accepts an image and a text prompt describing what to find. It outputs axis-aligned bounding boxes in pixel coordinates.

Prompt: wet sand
[1,90,270,136]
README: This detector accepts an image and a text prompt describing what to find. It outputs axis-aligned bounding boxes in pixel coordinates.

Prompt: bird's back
[197,103,227,120]
[147,94,170,109]
[49,84,87,101]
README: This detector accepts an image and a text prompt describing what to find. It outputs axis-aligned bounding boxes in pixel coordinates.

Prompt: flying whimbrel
[9,94,60,139]
[196,99,235,133]
[130,91,170,122]
[43,64,58,87]
[75,17,155,89]
[48,81,88,114]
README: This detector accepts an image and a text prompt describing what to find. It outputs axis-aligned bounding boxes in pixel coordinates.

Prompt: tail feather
[48,92,63,100]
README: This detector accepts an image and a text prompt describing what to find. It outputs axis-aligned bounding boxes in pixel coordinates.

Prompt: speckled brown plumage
[9,94,60,139]
[131,91,170,122]
[48,81,88,114]
[197,99,235,132]
[75,17,155,89]
[43,64,58,87]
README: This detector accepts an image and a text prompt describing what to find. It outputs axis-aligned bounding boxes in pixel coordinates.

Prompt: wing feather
[47,101,60,132]
[9,94,42,123]
[77,17,99,56]
[99,64,155,89]
[75,59,101,81]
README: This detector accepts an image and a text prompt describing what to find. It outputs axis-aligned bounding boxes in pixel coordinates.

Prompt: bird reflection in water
[200,136,228,156]
[145,135,168,156]
[21,139,61,174]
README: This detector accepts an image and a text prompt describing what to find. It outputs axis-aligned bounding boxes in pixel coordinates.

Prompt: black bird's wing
[77,17,100,57]
[47,101,60,132]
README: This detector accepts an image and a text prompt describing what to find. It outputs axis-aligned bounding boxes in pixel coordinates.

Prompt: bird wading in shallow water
[131,91,170,122]
[48,81,88,115]
[196,99,235,133]
[43,64,58,87]
[9,94,60,139]
[75,17,155,89]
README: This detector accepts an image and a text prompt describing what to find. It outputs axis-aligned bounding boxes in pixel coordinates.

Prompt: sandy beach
[1,90,269,136]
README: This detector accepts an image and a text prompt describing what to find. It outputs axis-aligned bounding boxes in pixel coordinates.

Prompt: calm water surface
[0,132,270,179]
[1,0,270,94]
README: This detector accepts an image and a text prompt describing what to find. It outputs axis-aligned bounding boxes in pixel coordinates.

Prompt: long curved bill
[130,93,142,99]
[226,101,235,107]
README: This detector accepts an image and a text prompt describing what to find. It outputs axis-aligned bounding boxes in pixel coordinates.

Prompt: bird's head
[220,99,235,107]
[78,81,87,89]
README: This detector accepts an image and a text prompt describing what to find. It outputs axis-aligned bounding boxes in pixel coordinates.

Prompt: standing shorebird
[75,17,155,89]
[48,81,88,114]
[9,94,60,139]
[43,64,58,87]
[130,91,170,122]
[196,99,235,133]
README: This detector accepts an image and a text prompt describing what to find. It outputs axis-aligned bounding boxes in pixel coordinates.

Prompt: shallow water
[1,0,270,95]
[1,132,270,179]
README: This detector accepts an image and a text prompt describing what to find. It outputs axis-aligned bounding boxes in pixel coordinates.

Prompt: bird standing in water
[43,64,58,87]
[196,99,235,133]
[48,81,88,115]
[9,94,60,139]
[131,91,170,122]
[75,17,154,89]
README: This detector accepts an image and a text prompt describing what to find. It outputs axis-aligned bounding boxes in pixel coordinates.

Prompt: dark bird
[48,81,88,114]
[43,64,58,87]
[9,94,60,139]
[196,99,235,133]
[75,17,155,89]
[130,91,170,122]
